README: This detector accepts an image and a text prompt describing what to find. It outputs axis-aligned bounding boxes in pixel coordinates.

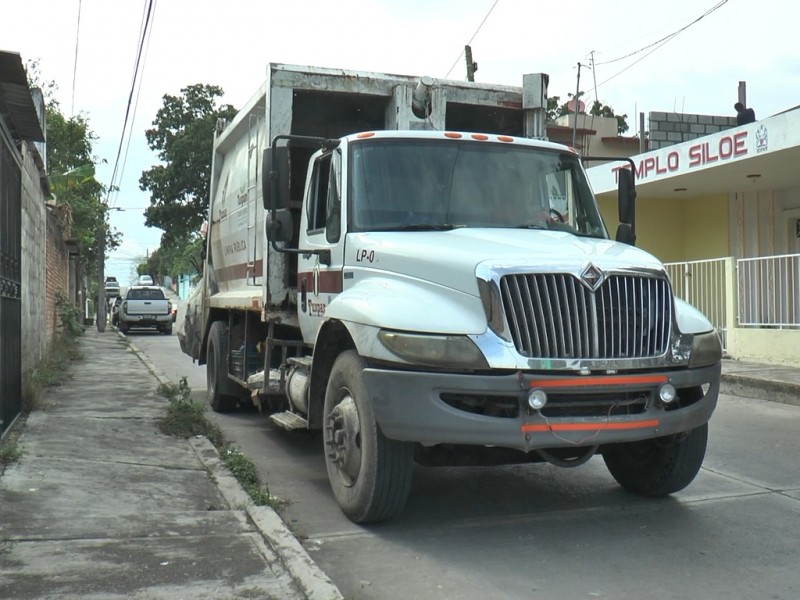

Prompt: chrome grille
[500,273,672,359]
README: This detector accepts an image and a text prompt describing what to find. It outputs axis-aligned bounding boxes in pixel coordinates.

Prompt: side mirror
[266,208,294,243]
[262,147,291,210]
[615,223,636,245]
[618,167,636,225]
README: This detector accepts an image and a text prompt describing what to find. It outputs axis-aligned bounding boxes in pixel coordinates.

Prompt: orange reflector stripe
[356,132,375,138]
[497,135,514,142]
[529,374,668,389]
[471,133,489,140]
[444,132,462,138]
[521,419,660,433]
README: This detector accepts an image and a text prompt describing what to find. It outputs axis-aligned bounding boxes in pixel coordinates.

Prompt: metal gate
[0,131,22,437]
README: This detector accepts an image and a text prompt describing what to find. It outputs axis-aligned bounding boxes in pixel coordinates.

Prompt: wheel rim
[325,391,362,487]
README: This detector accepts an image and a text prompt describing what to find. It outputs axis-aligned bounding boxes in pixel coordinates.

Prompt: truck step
[270,411,308,430]
[287,355,312,368]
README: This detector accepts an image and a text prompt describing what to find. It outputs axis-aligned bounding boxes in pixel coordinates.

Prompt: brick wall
[648,112,739,150]
[45,206,70,342]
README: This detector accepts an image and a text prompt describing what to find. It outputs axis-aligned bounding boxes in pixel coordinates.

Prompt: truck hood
[347,229,664,295]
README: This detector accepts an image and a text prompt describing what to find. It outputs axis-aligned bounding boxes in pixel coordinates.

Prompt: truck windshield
[348,138,607,238]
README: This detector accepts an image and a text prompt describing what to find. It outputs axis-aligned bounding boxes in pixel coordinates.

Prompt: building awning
[0,50,45,142]
[588,108,800,201]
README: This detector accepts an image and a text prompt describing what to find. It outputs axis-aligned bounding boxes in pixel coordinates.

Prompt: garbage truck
[179,63,722,523]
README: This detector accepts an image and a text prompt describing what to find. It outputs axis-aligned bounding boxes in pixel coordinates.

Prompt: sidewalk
[721,358,800,407]
[0,330,343,600]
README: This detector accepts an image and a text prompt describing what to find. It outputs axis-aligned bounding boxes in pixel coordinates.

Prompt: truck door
[297,149,345,345]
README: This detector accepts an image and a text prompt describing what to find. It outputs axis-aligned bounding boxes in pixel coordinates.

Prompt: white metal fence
[737,254,800,328]
[664,258,729,349]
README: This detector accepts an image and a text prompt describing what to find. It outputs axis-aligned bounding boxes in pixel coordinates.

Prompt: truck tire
[323,350,414,523]
[161,324,173,335]
[603,423,708,496]
[207,321,238,413]
[118,323,129,335]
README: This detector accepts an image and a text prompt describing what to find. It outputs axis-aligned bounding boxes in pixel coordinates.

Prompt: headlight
[378,331,489,368]
[689,331,722,367]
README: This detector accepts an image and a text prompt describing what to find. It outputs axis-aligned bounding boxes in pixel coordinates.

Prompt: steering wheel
[549,208,566,223]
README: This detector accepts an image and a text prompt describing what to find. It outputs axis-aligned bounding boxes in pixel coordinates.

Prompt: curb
[191,438,344,600]
[720,373,800,408]
[124,333,344,600]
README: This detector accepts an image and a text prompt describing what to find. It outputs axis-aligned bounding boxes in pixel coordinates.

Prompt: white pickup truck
[117,286,173,335]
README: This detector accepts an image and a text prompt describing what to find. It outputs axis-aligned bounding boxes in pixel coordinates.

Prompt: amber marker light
[356,132,375,138]
[497,135,514,142]
[444,132,462,138]
[471,133,489,141]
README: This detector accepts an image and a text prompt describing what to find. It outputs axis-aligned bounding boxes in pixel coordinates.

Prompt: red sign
[611,131,749,183]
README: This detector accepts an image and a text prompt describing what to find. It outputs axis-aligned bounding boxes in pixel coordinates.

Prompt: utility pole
[465,45,477,82]
[571,62,582,148]
[96,224,106,332]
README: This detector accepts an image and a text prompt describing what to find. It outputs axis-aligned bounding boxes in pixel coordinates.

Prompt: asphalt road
[129,329,800,600]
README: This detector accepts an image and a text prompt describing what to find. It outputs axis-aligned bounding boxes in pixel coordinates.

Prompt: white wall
[729,185,800,259]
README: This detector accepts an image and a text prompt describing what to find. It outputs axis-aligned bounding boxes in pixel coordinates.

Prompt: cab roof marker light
[356,132,375,139]
[444,132,462,139]
[471,133,489,141]
[497,135,514,143]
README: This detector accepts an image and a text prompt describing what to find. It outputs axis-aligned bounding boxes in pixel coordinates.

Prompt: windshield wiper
[376,223,461,232]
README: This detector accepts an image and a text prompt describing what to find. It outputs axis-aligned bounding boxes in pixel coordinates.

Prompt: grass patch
[0,440,22,466]
[157,378,224,447]
[219,445,280,508]
[22,293,85,412]
[157,378,278,507]
[56,290,86,339]
[23,334,84,411]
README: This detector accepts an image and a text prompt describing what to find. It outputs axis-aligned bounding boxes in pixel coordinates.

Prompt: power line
[104,0,156,207]
[70,0,82,117]
[112,1,156,208]
[595,0,728,67]
[592,0,729,91]
[443,0,500,79]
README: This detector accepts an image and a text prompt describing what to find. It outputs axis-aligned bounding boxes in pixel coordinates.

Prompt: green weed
[55,291,85,339]
[219,445,281,508]
[0,440,22,466]
[157,378,280,508]
[23,334,83,411]
[157,377,224,447]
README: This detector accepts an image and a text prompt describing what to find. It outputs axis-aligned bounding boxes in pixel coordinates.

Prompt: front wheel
[207,321,238,413]
[603,423,708,496]
[323,350,414,523]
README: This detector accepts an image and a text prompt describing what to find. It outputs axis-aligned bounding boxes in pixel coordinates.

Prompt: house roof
[0,50,45,142]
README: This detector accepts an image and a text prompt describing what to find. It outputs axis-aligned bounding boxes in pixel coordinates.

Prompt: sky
[3,0,799,283]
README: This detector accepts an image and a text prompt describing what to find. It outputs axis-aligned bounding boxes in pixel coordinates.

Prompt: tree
[547,92,629,135]
[44,101,121,279]
[140,84,238,248]
[136,235,203,284]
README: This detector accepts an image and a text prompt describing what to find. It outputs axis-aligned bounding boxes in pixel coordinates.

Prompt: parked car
[117,285,172,335]
[104,276,121,298]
